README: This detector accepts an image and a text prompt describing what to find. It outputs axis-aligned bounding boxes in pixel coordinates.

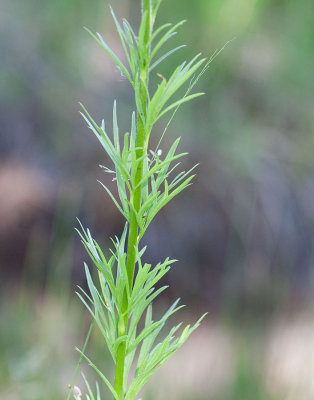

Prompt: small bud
[73,385,82,399]
[157,73,166,82]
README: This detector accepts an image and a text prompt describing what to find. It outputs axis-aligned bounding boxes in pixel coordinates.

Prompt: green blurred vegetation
[1,0,314,398]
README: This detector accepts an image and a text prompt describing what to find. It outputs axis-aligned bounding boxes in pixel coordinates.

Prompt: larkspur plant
[67,1,225,399]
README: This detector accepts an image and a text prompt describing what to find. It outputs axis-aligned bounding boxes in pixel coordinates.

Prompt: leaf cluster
[77,222,205,400]
[84,6,205,140]
[80,102,197,239]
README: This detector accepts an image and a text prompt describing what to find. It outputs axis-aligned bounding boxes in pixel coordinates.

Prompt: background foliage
[1,0,314,399]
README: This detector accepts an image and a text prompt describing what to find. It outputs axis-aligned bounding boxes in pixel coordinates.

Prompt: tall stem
[114,2,151,399]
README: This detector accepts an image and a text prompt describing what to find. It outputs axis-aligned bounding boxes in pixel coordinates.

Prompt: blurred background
[1,0,314,399]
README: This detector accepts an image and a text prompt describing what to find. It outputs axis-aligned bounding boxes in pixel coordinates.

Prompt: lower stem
[114,311,127,399]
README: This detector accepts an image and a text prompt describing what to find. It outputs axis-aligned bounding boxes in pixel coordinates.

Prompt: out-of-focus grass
[0,289,78,400]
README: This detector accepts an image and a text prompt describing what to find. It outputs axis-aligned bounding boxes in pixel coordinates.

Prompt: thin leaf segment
[76,1,207,399]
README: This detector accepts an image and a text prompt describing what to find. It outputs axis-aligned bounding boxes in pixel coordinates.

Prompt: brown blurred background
[1,0,314,399]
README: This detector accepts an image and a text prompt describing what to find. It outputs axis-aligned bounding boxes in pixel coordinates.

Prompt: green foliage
[68,1,212,399]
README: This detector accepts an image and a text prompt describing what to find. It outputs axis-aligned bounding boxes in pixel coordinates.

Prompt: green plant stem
[113,2,151,399]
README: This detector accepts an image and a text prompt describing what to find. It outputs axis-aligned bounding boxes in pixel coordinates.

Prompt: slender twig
[66,319,94,400]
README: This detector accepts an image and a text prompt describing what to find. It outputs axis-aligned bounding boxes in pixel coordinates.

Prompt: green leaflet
[76,349,120,400]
